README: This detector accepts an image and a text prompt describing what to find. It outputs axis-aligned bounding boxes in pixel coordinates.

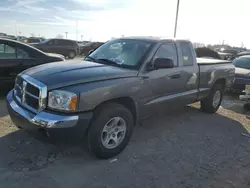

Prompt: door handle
[170,73,181,79]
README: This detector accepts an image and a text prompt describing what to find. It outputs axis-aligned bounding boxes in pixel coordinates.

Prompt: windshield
[40,39,50,44]
[86,39,155,69]
[233,57,250,69]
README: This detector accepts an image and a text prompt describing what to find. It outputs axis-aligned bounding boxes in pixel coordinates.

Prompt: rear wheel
[87,103,133,159]
[200,84,224,113]
[68,51,76,59]
[244,103,250,111]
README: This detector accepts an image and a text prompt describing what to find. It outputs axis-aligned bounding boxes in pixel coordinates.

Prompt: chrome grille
[14,74,47,113]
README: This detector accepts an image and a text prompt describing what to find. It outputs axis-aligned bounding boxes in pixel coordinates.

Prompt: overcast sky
[0,0,249,47]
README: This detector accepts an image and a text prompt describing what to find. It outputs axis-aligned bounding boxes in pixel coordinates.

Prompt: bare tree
[55,34,64,39]
[30,33,36,37]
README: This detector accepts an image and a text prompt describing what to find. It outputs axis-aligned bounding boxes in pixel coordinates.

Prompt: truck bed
[197,58,232,65]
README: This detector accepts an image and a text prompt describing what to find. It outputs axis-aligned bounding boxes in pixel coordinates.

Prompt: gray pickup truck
[7,37,235,159]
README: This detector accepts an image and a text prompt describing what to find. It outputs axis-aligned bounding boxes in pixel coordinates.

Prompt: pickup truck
[6,37,235,159]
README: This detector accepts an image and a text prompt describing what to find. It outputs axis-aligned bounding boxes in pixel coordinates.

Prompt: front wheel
[68,51,76,59]
[200,84,224,113]
[87,103,134,159]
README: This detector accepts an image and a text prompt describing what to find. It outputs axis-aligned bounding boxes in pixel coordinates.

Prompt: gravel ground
[0,94,250,188]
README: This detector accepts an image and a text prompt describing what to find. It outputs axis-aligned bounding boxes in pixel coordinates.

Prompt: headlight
[48,90,78,111]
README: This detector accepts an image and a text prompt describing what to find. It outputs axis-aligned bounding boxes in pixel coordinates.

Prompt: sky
[0,0,249,47]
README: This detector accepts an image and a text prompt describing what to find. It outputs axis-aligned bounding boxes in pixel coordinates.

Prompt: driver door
[138,42,184,117]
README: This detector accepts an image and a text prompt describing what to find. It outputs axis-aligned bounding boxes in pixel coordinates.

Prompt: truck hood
[22,60,138,90]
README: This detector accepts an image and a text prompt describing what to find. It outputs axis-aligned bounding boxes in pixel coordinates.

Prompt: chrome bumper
[7,90,78,128]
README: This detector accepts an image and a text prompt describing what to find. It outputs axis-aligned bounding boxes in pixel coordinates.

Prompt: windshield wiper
[84,56,97,62]
[96,58,119,66]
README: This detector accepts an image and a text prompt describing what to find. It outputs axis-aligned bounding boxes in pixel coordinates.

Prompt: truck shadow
[0,105,249,177]
[0,100,8,118]
[221,93,250,115]
[0,87,11,118]
[0,129,94,172]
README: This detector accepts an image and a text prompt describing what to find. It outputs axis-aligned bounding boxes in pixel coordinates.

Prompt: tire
[68,51,76,59]
[244,103,250,111]
[200,84,224,113]
[87,103,134,159]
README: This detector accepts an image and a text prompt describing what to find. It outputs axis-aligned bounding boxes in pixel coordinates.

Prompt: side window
[17,48,30,59]
[0,43,16,59]
[180,42,193,66]
[0,44,5,53]
[48,40,54,45]
[57,40,67,45]
[5,45,15,54]
[54,40,59,45]
[154,42,178,66]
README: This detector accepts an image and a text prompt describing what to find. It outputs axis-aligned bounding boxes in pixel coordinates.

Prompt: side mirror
[153,58,174,69]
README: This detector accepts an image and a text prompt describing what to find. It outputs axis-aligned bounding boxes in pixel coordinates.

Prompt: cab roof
[114,36,190,43]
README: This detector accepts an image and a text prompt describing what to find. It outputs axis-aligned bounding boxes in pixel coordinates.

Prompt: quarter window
[0,43,30,59]
[0,44,16,59]
[180,42,193,66]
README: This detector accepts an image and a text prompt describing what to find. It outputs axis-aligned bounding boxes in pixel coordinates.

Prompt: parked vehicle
[237,51,250,57]
[231,55,250,93]
[23,37,43,44]
[195,47,221,59]
[6,37,235,159]
[218,52,234,60]
[77,41,90,55]
[31,39,79,59]
[217,48,238,59]
[0,33,7,37]
[6,35,17,40]
[79,41,104,55]
[0,38,65,86]
[1,35,17,40]
[77,41,89,46]
[16,36,27,42]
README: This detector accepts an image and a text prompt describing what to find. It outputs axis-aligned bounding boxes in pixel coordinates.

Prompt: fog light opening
[38,128,50,138]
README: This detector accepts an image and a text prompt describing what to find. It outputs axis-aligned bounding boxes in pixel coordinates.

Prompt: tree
[55,34,64,39]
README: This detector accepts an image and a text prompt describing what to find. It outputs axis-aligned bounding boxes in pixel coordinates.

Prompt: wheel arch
[93,97,138,125]
[213,78,226,89]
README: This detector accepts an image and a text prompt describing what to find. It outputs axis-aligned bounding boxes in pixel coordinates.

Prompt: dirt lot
[0,93,250,188]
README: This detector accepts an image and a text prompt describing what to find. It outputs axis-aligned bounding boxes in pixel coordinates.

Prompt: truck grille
[14,74,47,113]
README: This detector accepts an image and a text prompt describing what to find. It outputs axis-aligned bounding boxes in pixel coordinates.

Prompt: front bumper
[230,77,250,92]
[234,77,250,85]
[6,90,93,142]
